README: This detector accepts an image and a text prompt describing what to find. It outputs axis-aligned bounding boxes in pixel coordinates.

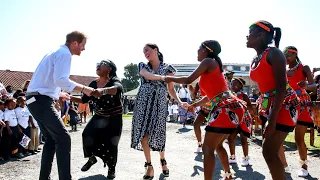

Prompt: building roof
[0,69,98,90]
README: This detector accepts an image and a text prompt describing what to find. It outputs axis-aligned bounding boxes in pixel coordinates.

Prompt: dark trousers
[2,126,19,158]
[27,95,71,180]
[0,126,11,159]
[19,125,30,153]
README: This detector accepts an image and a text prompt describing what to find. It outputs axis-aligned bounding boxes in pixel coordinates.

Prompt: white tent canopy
[123,86,140,96]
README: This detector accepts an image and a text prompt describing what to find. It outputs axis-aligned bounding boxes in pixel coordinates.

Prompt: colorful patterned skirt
[204,91,245,134]
[296,90,314,127]
[257,84,300,132]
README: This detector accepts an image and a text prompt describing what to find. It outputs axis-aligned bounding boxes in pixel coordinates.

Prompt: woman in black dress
[71,60,123,179]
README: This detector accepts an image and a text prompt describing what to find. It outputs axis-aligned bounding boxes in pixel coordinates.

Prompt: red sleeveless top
[249,48,287,92]
[198,65,228,99]
[287,64,305,91]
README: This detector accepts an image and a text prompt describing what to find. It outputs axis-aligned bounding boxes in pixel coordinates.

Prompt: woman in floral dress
[131,43,185,180]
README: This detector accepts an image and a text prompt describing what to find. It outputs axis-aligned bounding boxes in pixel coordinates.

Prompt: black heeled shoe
[81,156,97,172]
[143,162,154,180]
[160,159,169,177]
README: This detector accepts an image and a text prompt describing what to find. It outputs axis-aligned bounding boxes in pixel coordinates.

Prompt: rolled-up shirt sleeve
[53,53,79,92]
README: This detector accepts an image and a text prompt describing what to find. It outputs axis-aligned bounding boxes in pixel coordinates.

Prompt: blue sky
[0,0,319,78]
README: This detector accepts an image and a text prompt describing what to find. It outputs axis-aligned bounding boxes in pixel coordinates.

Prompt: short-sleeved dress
[131,62,176,152]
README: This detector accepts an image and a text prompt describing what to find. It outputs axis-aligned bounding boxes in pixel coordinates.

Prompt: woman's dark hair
[146,43,164,69]
[101,59,118,79]
[251,21,282,48]
[202,40,223,72]
[285,46,301,64]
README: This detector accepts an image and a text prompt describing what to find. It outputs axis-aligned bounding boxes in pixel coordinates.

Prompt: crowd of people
[0,80,43,160]
[130,20,320,180]
[3,20,320,180]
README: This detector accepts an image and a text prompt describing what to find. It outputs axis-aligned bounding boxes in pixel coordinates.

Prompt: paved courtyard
[0,118,319,180]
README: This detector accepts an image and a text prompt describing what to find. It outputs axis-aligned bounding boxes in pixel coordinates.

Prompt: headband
[284,48,298,55]
[287,49,297,53]
[202,43,213,52]
[233,77,244,87]
[250,22,270,32]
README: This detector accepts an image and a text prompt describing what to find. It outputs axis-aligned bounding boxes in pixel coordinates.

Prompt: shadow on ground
[308,149,320,158]
[193,151,266,179]
[78,174,108,180]
[176,127,192,133]
[230,164,266,180]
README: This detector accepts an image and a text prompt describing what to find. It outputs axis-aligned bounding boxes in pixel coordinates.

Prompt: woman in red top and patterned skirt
[285,46,316,177]
[247,20,300,180]
[162,40,245,180]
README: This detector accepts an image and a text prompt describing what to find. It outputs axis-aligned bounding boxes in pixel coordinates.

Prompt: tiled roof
[0,69,98,90]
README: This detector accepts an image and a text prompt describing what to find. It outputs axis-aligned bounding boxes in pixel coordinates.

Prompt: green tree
[121,63,140,92]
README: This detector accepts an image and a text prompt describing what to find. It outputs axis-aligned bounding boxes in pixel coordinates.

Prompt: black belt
[26,92,41,96]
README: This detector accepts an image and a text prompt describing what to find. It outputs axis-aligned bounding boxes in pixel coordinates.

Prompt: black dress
[81,77,123,171]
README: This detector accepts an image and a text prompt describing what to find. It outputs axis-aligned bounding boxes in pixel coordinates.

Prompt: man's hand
[59,92,71,101]
[82,87,94,97]
[91,88,104,98]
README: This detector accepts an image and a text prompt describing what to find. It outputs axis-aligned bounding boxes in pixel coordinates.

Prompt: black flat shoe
[160,159,169,177]
[28,150,37,155]
[81,156,97,172]
[143,162,154,180]
[107,170,115,179]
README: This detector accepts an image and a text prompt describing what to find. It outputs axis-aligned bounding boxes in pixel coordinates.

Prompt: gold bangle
[81,86,85,93]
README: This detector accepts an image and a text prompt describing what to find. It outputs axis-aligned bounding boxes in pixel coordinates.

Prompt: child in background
[172,101,179,122]
[55,100,62,116]
[0,101,6,160]
[68,102,79,131]
[4,98,23,159]
[228,78,254,166]
[28,114,39,155]
[168,102,173,122]
[15,96,32,156]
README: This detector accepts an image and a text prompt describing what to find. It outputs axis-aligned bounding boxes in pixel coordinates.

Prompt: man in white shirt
[26,31,94,180]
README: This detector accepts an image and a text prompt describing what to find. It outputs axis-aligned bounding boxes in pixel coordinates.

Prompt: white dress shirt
[0,110,4,121]
[27,45,79,100]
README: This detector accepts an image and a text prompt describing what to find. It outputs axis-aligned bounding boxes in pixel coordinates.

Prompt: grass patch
[284,131,320,150]
[123,114,133,119]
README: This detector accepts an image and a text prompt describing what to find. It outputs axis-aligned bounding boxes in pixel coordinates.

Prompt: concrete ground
[0,119,319,180]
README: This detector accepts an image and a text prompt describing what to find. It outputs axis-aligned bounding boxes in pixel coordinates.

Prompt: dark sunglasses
[96,61,110,67]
